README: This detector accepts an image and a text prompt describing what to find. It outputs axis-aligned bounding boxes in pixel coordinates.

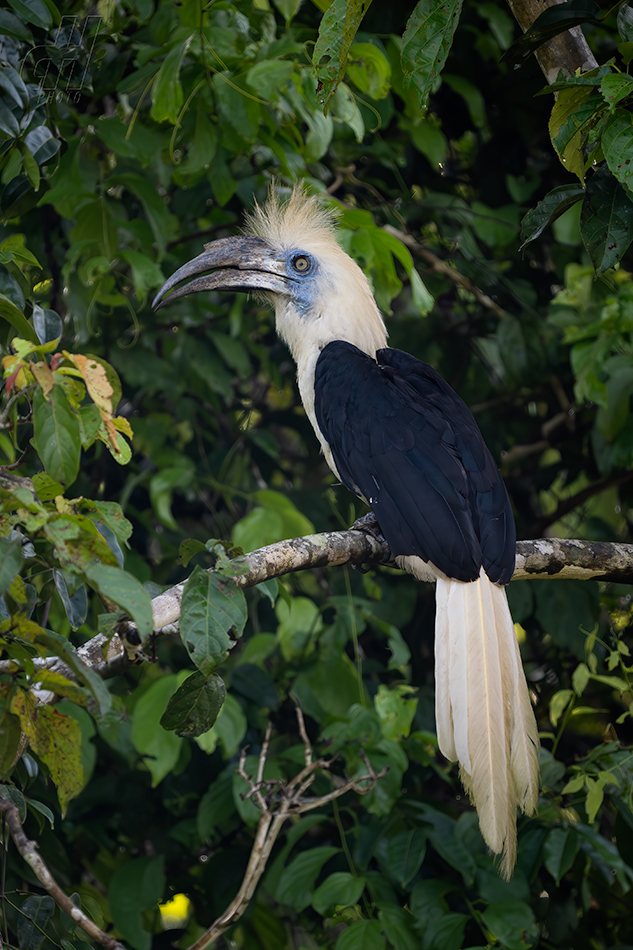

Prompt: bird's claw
[350,512,393,565]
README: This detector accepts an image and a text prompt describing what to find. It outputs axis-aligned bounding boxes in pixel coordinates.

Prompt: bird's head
[153,187,388,367]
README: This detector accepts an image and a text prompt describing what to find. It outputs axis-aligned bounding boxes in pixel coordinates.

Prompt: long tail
[434,568,539,878]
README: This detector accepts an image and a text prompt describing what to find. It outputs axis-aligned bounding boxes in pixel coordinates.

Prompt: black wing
[313,341,515,584]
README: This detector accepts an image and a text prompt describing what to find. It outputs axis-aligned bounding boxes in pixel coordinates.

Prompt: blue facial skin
[281,249,319,315]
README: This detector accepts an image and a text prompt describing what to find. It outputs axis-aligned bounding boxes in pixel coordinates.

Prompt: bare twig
[0,798,127,950]
[188,710,388,949]
[382,224,509,320]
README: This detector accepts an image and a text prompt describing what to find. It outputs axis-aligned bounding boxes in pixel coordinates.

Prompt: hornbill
[153,188,539,877]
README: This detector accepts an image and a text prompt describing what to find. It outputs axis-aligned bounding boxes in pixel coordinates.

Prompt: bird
[153,186,539,877]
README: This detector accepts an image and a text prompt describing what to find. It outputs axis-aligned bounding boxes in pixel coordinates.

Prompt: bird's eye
[291,255,311,274]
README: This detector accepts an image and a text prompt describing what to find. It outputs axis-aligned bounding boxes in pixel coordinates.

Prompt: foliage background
[1,0,633,947]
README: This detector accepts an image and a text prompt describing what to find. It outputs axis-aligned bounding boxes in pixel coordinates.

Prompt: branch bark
[505,0,598,82]
[0,798,127,950]
[2,531,631,686]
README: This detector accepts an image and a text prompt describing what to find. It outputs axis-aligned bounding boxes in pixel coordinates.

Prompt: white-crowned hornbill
[153,188,539,876]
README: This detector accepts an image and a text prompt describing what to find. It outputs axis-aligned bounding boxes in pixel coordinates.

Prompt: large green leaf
[602,109,633,199]
[83,562,154,641]
[312,0,372,112]
[401,0,464,110]
[150,37,191,124]
[275,846,339,912]
[109,856,165,950]
[0,293,38,342]
[32,383,81,486]
[580,168,633,274]
[160,670,225,737]
[180,566,247,673]
[17,895,54,950]
[311,872,366,916]
[520,183,585,248]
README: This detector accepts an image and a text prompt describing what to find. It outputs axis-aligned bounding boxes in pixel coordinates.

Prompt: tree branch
[0,798,127,950]
[188,707,387,949]
[5,531,631,686]
[505,0,598,83]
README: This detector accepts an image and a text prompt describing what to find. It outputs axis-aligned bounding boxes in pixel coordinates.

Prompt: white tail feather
[435,569,539,878]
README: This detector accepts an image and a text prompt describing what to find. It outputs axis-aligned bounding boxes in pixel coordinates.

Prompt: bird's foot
[350,513,393,566]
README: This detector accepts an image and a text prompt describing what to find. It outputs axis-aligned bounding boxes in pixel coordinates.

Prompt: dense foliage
[1,0,633,947]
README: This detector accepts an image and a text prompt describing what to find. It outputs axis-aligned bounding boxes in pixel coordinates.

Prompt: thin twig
[0,799,127,950]
[188,709,388,949]
[382,224,510,320]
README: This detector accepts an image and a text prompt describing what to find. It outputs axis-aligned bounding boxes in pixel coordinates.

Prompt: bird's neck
[275,297,388,370]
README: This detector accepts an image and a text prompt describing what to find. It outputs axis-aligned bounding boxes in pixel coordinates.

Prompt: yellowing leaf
[10,689,84,814]
[31,359,54,395]
[65,353,114,413]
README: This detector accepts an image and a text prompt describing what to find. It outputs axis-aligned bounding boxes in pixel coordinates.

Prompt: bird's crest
[245,185,339,254]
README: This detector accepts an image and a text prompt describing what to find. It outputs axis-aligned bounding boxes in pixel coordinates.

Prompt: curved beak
[152,236,291,310]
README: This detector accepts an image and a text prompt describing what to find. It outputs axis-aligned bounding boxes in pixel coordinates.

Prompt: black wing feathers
[314,342,515,584]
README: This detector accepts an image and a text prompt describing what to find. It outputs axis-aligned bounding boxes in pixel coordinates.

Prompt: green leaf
[197,767,236,838]
[230,663,279,709]
[572,662,591,695]
[543,827,580,883]
[0,708,22,778]
[131,676,183,786]
[549,87,605,181]
[0,535,22,595]
[313,0,373,112]
[311,872,366,916]
[0,293,38,342]
[481,899,539,950]
[160,671,225,737]
[601,74,633,110]
[580,168,633,274]
[180,566,247,673]
[24,126,60,166]
[29,628,111,717]
[53,570,88,630]
[83,563,154,642]
[194,692,247,757]
[109,856,165,950]
[10,690,84,815]
[502,0,601,66]
[618,0,633,40]
[7,0,52,28]
[419,809,477,885]
[374,684,417,740]
[346,43,392,100]
[549,688,574,726]
[401,0,464,111]
[520,184,585,248]
[422,913,468,950]
[17,895,55,950]
[0,8,33,39]
[0,66,29,111]
[32,384,81,487]
[150,38,191,124]
[337,920,386,950]
[276,846,339,912]
[602,110,633,199]
[113,173,176,255]
[378,905,418,950]
[385,828,428,887]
